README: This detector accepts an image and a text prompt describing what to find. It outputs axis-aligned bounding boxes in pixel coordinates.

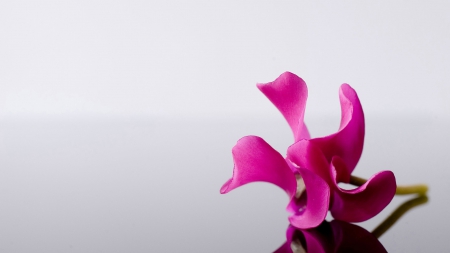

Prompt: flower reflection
[274,195,428,253]
[274,221,386,253]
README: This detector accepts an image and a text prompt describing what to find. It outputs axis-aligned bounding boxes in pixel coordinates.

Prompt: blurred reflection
[274,195,428,253]
[274,220,386,253]
[371,195,428,238]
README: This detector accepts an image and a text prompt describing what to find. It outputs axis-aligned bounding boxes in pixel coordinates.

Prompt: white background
[0,1,449,252]
[1,1,449,120]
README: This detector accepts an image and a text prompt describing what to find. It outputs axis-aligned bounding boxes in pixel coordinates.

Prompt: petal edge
[220,136,297,198]
[257,72,310,142]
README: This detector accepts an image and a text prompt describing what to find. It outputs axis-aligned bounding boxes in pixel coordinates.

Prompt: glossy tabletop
[0,115,447,252]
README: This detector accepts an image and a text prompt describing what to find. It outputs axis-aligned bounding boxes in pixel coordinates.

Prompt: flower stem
[349,175,428,195]
[371,195,428,238]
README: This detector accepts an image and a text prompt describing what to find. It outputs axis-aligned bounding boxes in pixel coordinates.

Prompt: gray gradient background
[0,1,449,252]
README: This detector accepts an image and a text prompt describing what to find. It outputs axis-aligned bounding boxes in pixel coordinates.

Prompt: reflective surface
[275,220,387,253]
[0,115,447,252]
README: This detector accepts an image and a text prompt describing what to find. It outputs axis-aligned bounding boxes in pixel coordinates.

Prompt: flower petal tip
[221,135,297,197]
[219,179,232,194]
[256,72,309,142]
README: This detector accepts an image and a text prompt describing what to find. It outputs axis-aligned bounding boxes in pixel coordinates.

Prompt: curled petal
[257,72,310,142]
[310,84,365,173]
[220,136,297,198]
[330,158,396,222]
[288,167,330,229]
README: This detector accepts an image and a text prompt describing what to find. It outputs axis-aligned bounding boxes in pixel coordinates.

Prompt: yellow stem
[349,175,428,195]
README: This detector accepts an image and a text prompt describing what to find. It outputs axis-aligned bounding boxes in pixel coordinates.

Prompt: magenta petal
[310,84,365,173]
[220,136,297,198]
[287,140,332,183]
[257,72,310,142]
[288,167,330,229]
[330,158,396,222]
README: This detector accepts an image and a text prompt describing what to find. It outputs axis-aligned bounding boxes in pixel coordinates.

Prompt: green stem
[371,195,428,238]
[350,175,428,195]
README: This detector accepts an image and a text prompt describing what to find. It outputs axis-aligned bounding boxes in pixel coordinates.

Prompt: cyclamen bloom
[220,72,396,228]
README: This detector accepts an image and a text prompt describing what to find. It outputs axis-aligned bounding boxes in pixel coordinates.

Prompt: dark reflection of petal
[330,221,387,253]
[274,220,387,253]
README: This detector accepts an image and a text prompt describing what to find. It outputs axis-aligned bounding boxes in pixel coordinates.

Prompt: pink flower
[274,221,387,253]
[220,72,396,228]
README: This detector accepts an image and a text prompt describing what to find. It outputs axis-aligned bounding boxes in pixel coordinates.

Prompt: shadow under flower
[274,220,386,253]
[274,195,428,253]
